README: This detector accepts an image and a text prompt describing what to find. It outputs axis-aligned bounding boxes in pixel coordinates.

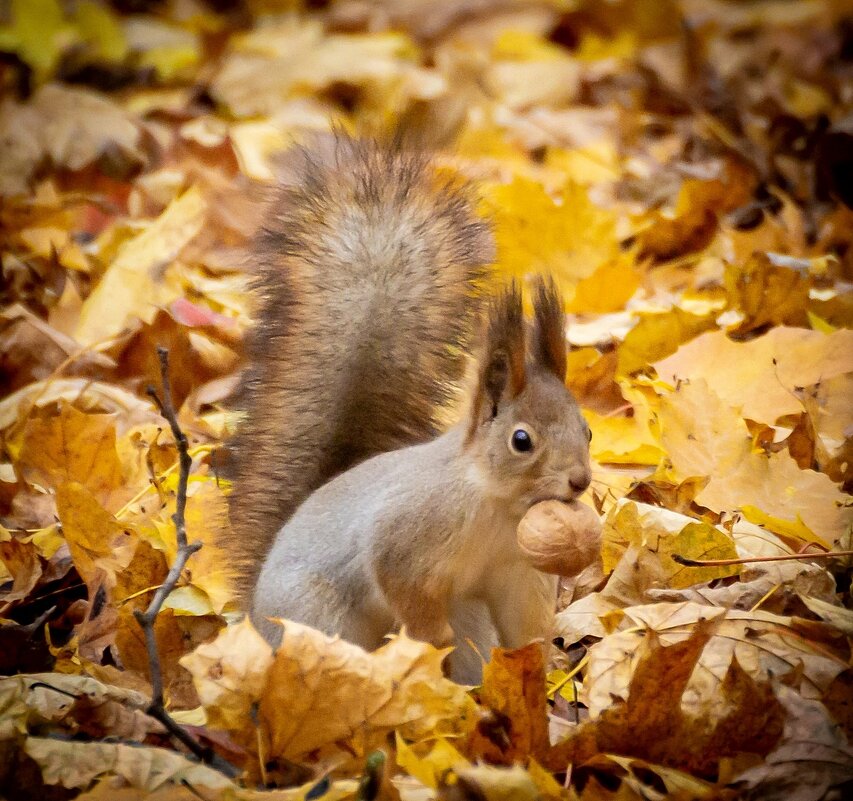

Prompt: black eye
[511,428,533,453]
[587,427,592,443]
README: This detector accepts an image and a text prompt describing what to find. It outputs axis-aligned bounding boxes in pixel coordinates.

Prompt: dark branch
[137,347,238,779]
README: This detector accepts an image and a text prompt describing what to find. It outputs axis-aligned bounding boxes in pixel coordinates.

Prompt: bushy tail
[226,135,494,603]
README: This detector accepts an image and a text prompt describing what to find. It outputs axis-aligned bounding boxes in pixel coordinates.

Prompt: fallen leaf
[617,308,717,376]
[466,643,550,765]
[601,500,739,590]
[24,736,234,791]
[654,327,853,425]
[55,482,136,591]
[0,84,144,196]
[724,252,810,333]
[726,683,853,801]
[19,402,125,509]
[583,602,846,719]
[0,379,155,433]
[75,186,206,347]
[443,763,542,800]
[658,379,851,544]
[482,177,620,290]
[547,619,786,779]
[259,623,469,762]
[395,732,469,790]
[0,535,42,603]
[180,618,273,739]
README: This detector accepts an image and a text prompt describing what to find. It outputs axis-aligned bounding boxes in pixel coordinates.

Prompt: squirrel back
[226,135,494,602]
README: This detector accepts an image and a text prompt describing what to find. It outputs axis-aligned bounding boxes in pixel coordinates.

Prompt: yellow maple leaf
[395,732,469,789]
[19,402,126,510]
[75,186,206,347]
[566,254,641,313]
[55,482,136,591]
[659,380,848,545]
[481,176,620,292]
[654,326,853,425]
[584,410,663,466]
[618,307,717,376]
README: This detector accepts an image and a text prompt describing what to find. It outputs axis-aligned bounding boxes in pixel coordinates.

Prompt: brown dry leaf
[75,778,360,801]
[259,622,470,762]
[113,607,206,709]
[179,618,273,738]
[0,535,42,603]
[18,401,125,509]
[648,562,838,618]
[582,602,847,719]
[654,327,853,425]
[0,673,157,743]
[554,593,620,647]
[212,20,440,118]
[0,304,113,392]
[546,619,786,779]
[24,736,234,791]
[724,252,810,333]
[796,595,853,636]
[727,683,853,801]
[581,754,714,800]
[0,378,155,433]
[636,168,755,262]
[75,186,206,347]
[0,83,144,197]
[443,764,542,800]
[55,482,136,591]
[466,643,550,765]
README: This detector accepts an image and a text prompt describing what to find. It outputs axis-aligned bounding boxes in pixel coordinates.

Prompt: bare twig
[136,347,238,779]
[672,550,853,567]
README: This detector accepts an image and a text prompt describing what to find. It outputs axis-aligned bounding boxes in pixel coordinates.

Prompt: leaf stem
[672,550,853,567]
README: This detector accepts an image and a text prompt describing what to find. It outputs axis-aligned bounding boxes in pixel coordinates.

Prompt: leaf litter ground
[0,1,851,799]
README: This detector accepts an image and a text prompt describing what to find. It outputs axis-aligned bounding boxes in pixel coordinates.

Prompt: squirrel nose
[567,465,591,495]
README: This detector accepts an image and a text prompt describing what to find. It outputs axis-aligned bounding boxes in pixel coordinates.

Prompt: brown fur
[225,135,494,604]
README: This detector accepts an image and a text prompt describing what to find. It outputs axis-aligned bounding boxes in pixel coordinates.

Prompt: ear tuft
[470,282,526,432]
[486,282,526,401]
[532,276,567,381]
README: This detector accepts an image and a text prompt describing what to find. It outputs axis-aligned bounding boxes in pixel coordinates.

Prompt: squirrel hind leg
[252,565,394,652]
[447,598,499,685]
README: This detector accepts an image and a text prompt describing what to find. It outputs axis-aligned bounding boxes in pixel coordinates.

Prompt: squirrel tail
[226,135,494,603]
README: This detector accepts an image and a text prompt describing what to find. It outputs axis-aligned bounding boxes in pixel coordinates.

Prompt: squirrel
[226,134,592,683]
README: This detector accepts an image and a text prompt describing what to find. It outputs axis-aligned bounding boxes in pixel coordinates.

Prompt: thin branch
[672,550,853,567]
[136,347,238,779]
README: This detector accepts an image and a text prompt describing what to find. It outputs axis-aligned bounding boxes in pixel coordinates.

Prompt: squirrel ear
[532,276,567,381]
[473,283,526,424]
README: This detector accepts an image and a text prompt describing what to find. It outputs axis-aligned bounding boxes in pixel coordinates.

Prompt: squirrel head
[466,278,591,512]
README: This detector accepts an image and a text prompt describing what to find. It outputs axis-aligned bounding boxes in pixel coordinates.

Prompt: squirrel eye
[510,428,533,453]
[587,426,592,443]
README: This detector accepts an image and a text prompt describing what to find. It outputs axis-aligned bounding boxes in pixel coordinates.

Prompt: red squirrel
[226,135,591,682]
